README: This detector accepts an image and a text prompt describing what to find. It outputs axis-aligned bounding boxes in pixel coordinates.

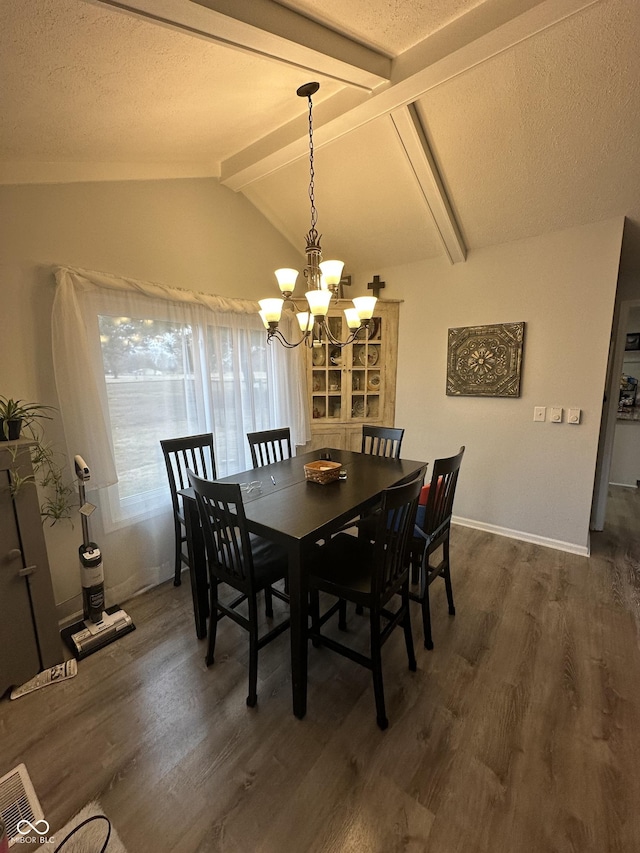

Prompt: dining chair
[409,446,465,650]
[188,472,290,707]
[246,427,294,596]
[161,433,216,587]
[308,471,425,730]
[332,424,406,544]
[247,427,292,468]
[361,425,404,459]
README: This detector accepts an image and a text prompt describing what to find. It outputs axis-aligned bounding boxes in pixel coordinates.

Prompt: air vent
[0,764,44,846]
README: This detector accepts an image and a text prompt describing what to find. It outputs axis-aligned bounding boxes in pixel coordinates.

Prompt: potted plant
[0,397,53,441]
[1,396,75,524]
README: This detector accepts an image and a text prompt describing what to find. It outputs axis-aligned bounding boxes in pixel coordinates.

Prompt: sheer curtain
[52,267,309,589]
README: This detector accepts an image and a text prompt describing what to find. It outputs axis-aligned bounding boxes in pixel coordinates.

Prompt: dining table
[180,447,427,719]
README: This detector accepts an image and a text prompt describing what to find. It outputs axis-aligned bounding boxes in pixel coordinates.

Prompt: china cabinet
[302,300,400,451]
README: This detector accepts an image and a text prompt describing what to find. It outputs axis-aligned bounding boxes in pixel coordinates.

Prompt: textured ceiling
[1,0,639,277]
[273,0,490,54]
[0,0,343,169]
[243,117,445,270]
[415,0,640,251]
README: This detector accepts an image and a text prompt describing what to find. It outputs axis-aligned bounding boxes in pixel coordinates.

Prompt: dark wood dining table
[180,447,427,719]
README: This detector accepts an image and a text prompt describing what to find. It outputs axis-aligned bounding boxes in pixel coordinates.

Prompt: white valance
[55,265,261,314]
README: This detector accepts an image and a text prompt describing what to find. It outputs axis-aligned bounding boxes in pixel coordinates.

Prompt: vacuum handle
[81,513,90,548]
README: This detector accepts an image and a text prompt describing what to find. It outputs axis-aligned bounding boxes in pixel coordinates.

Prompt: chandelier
[259,82,377,348]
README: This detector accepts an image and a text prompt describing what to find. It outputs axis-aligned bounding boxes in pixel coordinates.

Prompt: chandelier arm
[322,321,366,347]
[267,326,312,349]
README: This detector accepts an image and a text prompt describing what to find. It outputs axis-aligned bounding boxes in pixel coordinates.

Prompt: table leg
[183,497,208,640]
[288,541,308,719]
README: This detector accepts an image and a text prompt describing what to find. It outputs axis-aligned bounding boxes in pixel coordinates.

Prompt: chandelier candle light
[259,82,377,348]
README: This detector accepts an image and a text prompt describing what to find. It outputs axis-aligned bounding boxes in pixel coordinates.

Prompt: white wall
[0,178,302,614]
[356,218,624,553]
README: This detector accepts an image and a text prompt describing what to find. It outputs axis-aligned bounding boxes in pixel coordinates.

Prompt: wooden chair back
[419,446,465,544]
[361,425,404,459]
[160,433,216,518]
[371,471,425,599]
[188,473,255,593]
[247,427,292,468]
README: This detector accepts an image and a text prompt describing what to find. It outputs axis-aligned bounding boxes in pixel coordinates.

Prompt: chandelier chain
[307,93,318,236]
[260,82,376,349]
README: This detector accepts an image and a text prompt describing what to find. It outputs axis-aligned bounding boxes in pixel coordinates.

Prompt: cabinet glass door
[350,316,382,421]
[309,312,384,423]
[311,316,344,422]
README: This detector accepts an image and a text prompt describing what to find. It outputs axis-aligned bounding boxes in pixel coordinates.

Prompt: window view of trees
[98,315,271,505]
[99,316,197,500]
[207,325,270,473]
[99,316,191,378]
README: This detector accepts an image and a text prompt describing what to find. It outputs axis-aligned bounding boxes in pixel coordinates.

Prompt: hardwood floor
[3,488,640,852]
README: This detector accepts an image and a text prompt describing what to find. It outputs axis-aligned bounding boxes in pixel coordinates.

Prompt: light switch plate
[568,408,581,424]
[533,406,546,422]
[550,407,563,423]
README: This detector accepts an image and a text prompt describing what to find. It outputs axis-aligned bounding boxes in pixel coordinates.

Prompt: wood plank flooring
[3,487,640,851]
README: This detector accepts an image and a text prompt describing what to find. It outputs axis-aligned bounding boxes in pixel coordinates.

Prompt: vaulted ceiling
[2,0,639,277]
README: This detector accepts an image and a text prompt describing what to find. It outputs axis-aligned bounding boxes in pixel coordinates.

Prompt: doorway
[592,298,640,530]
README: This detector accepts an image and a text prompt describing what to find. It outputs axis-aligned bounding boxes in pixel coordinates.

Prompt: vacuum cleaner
[61,455,135,659]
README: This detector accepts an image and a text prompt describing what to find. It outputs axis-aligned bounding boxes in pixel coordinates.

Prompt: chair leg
[369,610,388,730]
[309,588,321,648]
[338,599,347,630]
[420,558,434,651]
[247,597,259,707]
[443,538,455,616]
[410,545,420,586]
[173,520,183,586]
[264,586,274,618]
[401,586,417,671]
[205,580,219,666]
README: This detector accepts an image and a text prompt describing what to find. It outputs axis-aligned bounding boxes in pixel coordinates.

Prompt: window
[53,267,308,526]
[99,315,198,503]
[95,310,302,522]
[53,267,309,586]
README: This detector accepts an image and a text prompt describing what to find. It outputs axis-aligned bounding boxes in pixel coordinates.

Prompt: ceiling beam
[393,0,557,82]
[221,0,602,190]
[391,106,466,265]
[94,0,390,90]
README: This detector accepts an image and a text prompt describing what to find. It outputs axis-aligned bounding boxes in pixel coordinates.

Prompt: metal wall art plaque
[446,322,525,397]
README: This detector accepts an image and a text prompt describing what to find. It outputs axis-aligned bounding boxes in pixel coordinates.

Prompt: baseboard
[608,480,637,488]
[452,515,590,557]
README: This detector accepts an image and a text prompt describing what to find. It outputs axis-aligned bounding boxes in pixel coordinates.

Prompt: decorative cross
[368,275,386,298]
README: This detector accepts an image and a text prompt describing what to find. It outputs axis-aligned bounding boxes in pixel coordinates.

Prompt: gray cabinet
[1,441,62,695]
